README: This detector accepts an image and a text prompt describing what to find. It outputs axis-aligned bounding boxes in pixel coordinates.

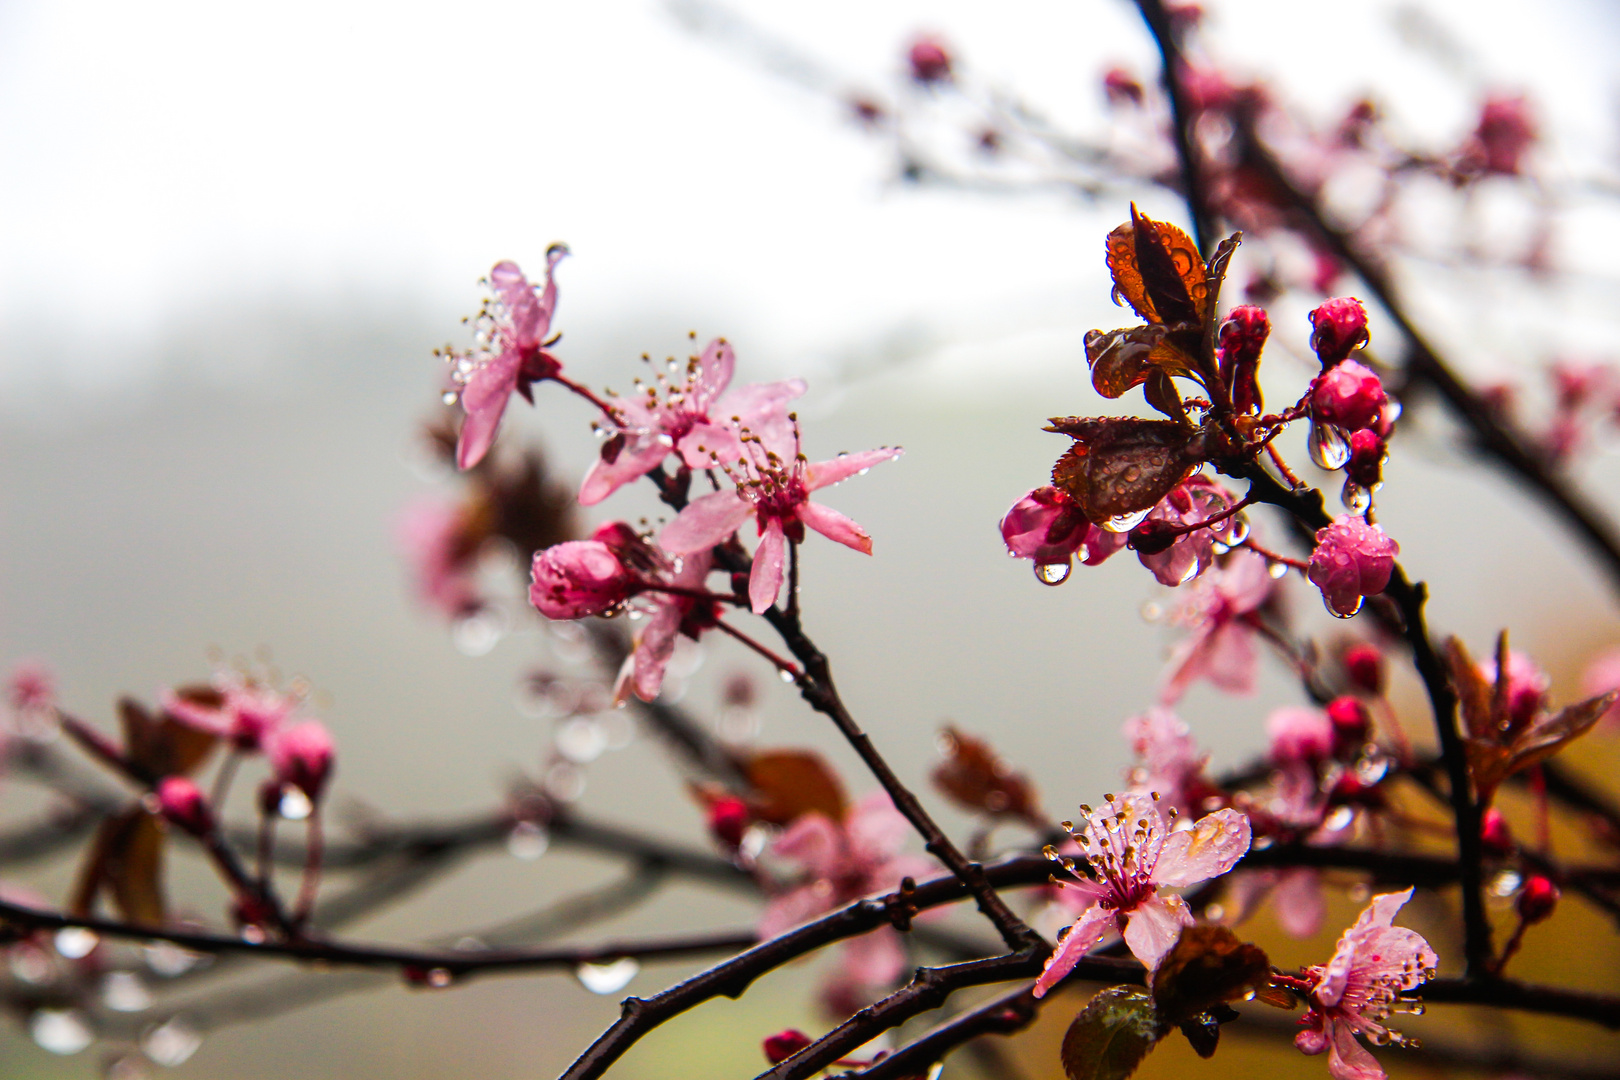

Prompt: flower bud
[1342,643,1385,695]
[1307,516,1398,618]
[707,795,752,850]
[1345,429,1386,489]
[1267,706,1333,765]
[1325,696,1371,755]
[1473,94,1536,177]
[763,1029,813,1065]
[907,36,952,84]
[267,721,335,804]
[1480,808,1514,857]
[1218,305,1269,414]
[1312,360,1387,432]
[1516,875,1560,925]
[156,776,214,836]
[1308,297,1369,367]
[529,540,636,620]
[1000,487,1091,564]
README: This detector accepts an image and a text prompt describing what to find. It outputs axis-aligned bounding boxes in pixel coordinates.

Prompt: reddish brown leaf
[931,726,1040,820]
[746,749,848,825]
[1104,209,1208,327]
[70,807,167,927]
[1047,417,1207,526]
[1149,925,1271,1026]
[128,697,218,779]
[1083,327,1200,402]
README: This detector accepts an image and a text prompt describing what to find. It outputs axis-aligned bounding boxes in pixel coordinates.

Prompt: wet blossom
[1326,696,1372,754]
[156,776,215,836]
[396,496,484,619]
[1344,429,1386,489]
[447,250,568,471]
[1307,516,1397,618]
[1268,705,1334,766]
[1000,486,1123,569]
[762,1030,813,1065]
[1131,475,1244,587]
[1293,889,1437,1080]
[907,35,952,84]
[1312,361,1387,434]
[579,338,805,506]
[267,720,335,804]
[620,549,717,704]
[1309,298,1369,368]
[163,677,303,752]
[1122,708,1211,816]
[529,540,637,620]
[660,419,901,613]
[1035,794,1250,995]
[1466,94,1537,177]
[1218,305,1270,414]
[1159,549,1274,703]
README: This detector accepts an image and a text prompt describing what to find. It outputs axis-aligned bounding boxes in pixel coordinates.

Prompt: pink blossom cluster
[163,676,335,806]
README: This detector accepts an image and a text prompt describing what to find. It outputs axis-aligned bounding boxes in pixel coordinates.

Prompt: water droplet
[278,787,314,821]
[1034,561,1071,586]
[506,820,550,861]
[556,718,607,763]
[925,1063,945,1080]
[1323,805,1355,832]
[31,1009,92,1055]
[441,390,459,406]
[105,1055,150,1080]
[141,1017,202,1066]
[1341,481,1371,513]
[9,943,52,984]
[574,957,639,995]
[778,668,797,683]
[1308,422,1351,470]
[453,611,504,656]
[102,971,153,1013]
[545,762,586,802]
[1102,508,1151,533]
[143,941,205,977]
[1268,560,1290,579]
[1223,514,1250,546]
[1324,593,1363,618]
[1122,465,1141,482]
[54,927,99,959]
[1491,869,1523,898]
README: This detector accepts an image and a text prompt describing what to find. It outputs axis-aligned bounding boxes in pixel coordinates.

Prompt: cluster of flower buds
[1305,298,1393,512]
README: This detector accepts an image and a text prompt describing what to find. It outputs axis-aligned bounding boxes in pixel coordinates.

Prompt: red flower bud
[1345,428,1386,489]
[1516,875,1560,925]
[1308,297,1369,367]
[530,540,637,619]
[1218,305,1269,414]
[1342,643,1385,695]
[1325,696,1370,754]
[1480,809,1514,857]
[1312,360,1387,432]
[707,796,752,850]
[763,1029,813,1065]
[267,721,335,804]
[156,776,214,836]
[907,36,952,84]
[1126,518,1179,556]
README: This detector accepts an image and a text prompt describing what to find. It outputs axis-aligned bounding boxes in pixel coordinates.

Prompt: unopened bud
[707,796,751,850]
[1345,428,1386,488]
[763,1029,813,1064]
[1480,809,1514,857]
[1312,360,1387,432]
[1342,643,1385,695]
[156,776,214,836]
[267,721,335,805]
[1516,875,1560,924]
[1308,297,1370,367]
[1325,696,1371,754]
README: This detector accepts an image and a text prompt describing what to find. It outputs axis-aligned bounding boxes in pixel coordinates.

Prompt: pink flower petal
[770,812,845,881]
[847,792,910,863]
[805,448,902,491]
[839,927,908,988]
[1153,808,1251,887]
[1274,867,1326,939]
[1033,902,1115,998]
[1326,1017,1385,1080]
[759,882,836,939]
[714,378,806,427]
[455,350,521,469]
[1124,894,1194,972]
[490,261,544,346]
[630,602,683,703]
[579,436,675,506]
[659,490,753,554]
[750,518,788,613]
[796,501,873,555]
[676,421,747,471]
[690,338,737,414]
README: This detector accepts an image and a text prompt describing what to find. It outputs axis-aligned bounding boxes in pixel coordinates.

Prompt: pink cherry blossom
[396,497,482,619]
[1121,708,1211,816]
[660,419,901,613]
[1312,360,1387,433]
[1309,298,1369,368]
[156,776,215,836]
[999,486,1124,569]
[7,661,54,714]
[1479,649,1551,731]
[448,249,568,471]
[1294,889,1438,1080]
[267,720,335,804]
[1308,516,1398,618]
[1134,475,1244,587]
[1035,793,1250,995]
[1268,705,1334,766]
[579,338,805,506]
[619,549,717,704]
[162,677,302,752]
[1159,549,1274,703]
[529,540,637,620]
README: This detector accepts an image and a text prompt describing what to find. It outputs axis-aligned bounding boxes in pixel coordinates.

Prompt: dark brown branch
[1132,0,1215,254]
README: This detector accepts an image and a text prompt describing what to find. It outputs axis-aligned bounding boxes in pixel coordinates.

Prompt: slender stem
[294,813,324,927]
[713,620,803,681]
[553,374,616,417]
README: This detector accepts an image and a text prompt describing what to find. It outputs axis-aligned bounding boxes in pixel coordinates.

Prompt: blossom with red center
[1309,298,1369,368]
[1035,793,1250,995]
[266,720,335,805]
[1159,549,1274,703]
[446,249,568,471]
[529,539,637,620]
[396,496,484,619]
[1132,475,1245,587]
[1307,516,1398,618]
[660,418,900,613]
[1293,889,1437,1080]
[999,486,1124,571]
[579,338,805,506]
[1312,361,1387,434]
[162,677,303,752]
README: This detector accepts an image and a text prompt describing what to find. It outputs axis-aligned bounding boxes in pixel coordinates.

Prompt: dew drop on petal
[575,957,639,995]
[141,1016,202,1067]
[506,820,550,861]
[54,927,99,959]
[30,1009,92,1055]
[1034,561,1071,586]
[102,971,153,1013]
[1341,481,1371,513]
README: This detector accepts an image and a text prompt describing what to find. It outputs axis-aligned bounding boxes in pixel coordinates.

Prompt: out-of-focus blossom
[1478,649,1551,731]
[1036,794,1250,994]
[1102,67,1143,107]
[163,677,301,752]
[1326,696,1372,755]
[1581,645,1620,730]
[1341,643,1385,696]
[447,250,568,470]
[1307,517,1397,618]
[1309,298,1369,368]
[1160,549,1274,702]
[1464,94,1537,177]
[580,338,805,506]
[762,1030,813,1065]
[1344,430,1386,490]
[1516,875,1559,924]
[156,776,214,836]
[1122,707,1211,816]
[529,540,637,620]
[907,35,952,84]
[266,720,335,804]
[396,496,485,619]
[1268,706,1333,766]
[1225,866,1326,939]
[1132,475,1244,587]
[661,419,900,613]
[1312,361,1387,433]
[1479,808,1514,856]
[1293,889,1437,1080]
[621,549,717,704]
[7,662,54,714]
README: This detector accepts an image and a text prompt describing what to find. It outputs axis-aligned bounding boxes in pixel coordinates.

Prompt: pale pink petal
[689,339,737,414]
[712,378,807,427]
[770,812,845,880]
[1354,888,1414,933]
[759,882,837,938]
[1325,1018,1385,1080]
[1343,927,1437,994]
[456,350,521,469]
[490,261,543,344]
[630,601,683,703]
[847,792,910,862]
[1123,894,1193,972]
[805,448,903,491]
[840,927,907,988]
[796,501,873,555]
[1049,875,1110,914]
[676,422,746,470]
[1158,627,1214,705]
[1033,902,1115,998]
[1274,867,1326,938]
[659,490,753,554]
[1153,808,1251,886]
[1200,621,1259,695]
[749,518,788,613]
[579,437,674,506]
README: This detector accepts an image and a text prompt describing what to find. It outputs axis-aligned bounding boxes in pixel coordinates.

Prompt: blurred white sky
[1,0,1616,392]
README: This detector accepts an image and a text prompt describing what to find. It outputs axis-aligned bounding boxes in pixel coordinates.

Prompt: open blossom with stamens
[660,417,901,613]
[1132,474,1244,587]
[1159,549,1274,703]
[579,338,805,506]
[1293,889,1438,1080]
[446,249,568,471]
[1035,793,1250,996]
[163,677,304,753]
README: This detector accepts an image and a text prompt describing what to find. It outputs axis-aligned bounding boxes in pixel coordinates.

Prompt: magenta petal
[750,519,788,613]
[770,812,844,880]
[490,261,544,346]
[1153,808,1251,886]
[456,350,521,469]
[805,447,902,491]
[846,792,909,862]
[690,339,737,414]
[1033,903,1114,998]
[579,437,673,506]
[1123,894,1193,972]
[796,501,873,555]
[659,490,753,554]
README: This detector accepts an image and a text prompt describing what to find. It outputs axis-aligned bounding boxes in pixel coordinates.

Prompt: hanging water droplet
[54,927,99,959]
[1341,480,1371,513]
[141,1017,202,1066]
[1323,805,1355,832]
[1490,869,1523,897]
[506,820,550,861]
[143,940,205,977]
[545,762,586,802]
[1308,422,1351,470]
[453,611,503,656]
[1267,561,1289,579]
[575,957,640,995]
[1140,600,1163,622]
[30,1008,92,1055]
[1224,514,1250,546]
[1034,561,1071,586]
[555,717,607,764]
[1324,593,1363,618]
[278,786,314,821]
[441,390,459,406]
[9,943,52,984]
[778,668,797,683]
[924,1063,945,1080]
[1102,507,1151,533]
[102,971,153,1013]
